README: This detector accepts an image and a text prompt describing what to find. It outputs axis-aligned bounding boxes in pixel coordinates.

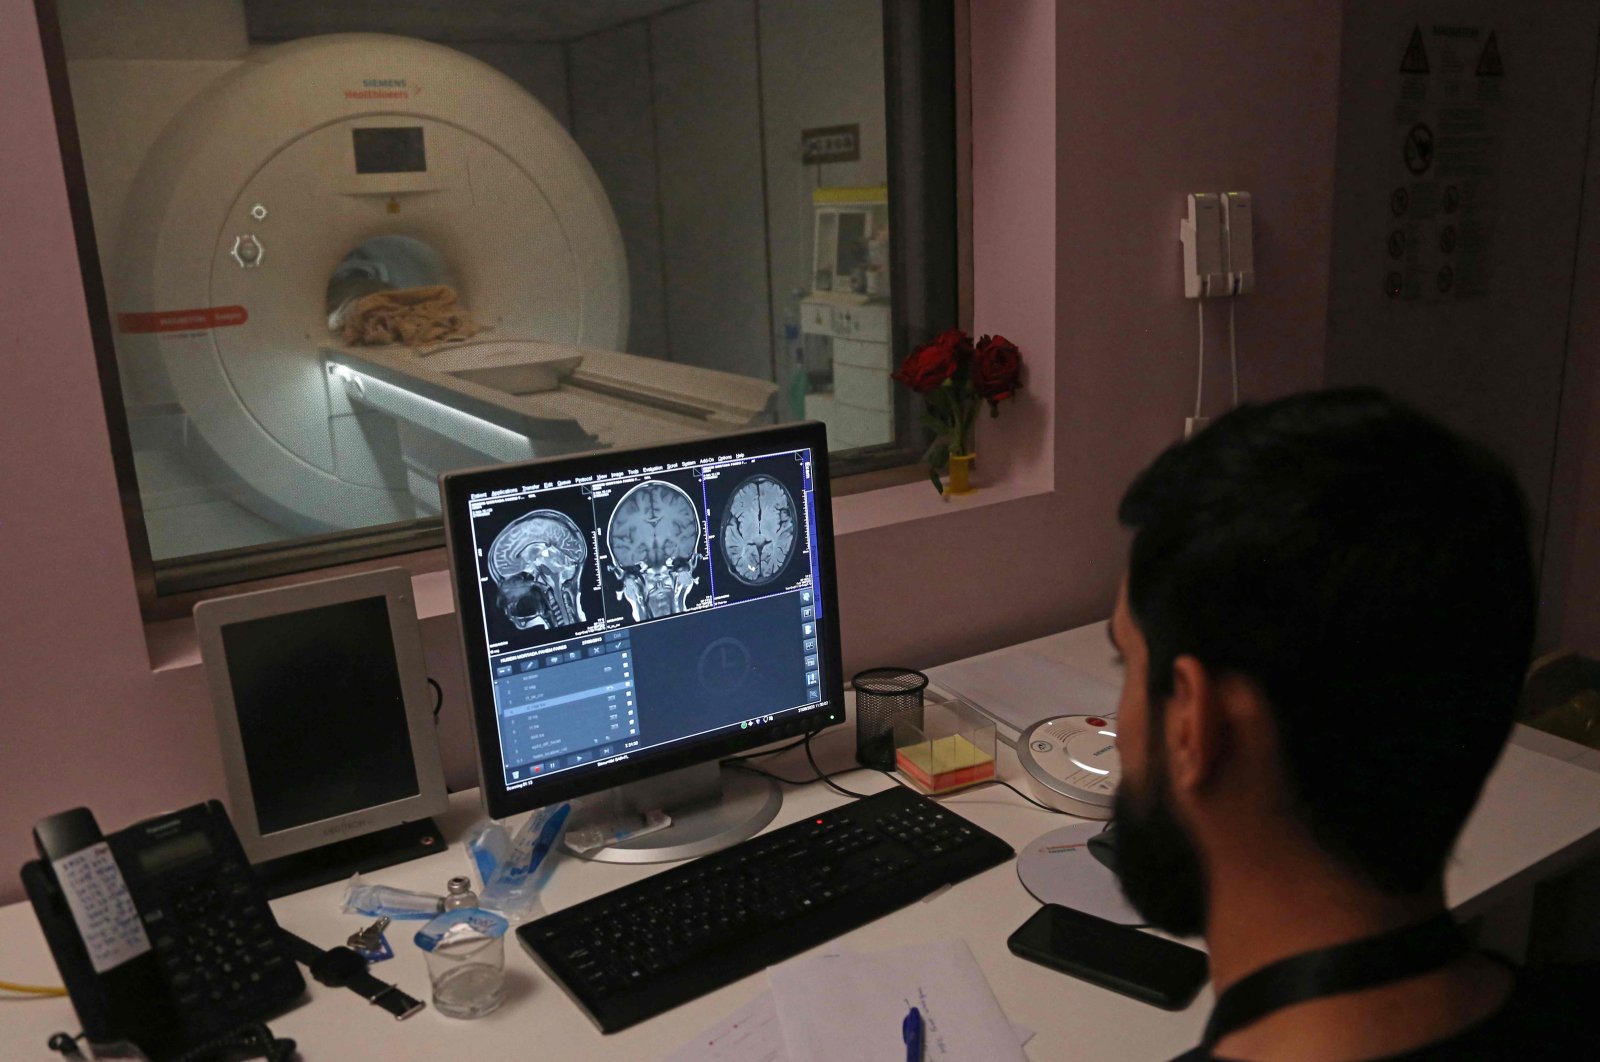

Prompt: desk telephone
[20,801,306,1060]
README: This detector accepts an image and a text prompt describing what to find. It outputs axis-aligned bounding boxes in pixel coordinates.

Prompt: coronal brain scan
[606,480,704,621]
[488,510,588,631]
[720,473,798,586]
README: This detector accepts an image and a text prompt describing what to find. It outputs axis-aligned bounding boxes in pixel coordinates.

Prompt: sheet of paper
[666,992,787,1062]
[671,990,1036,1062]
[54,842,151,973]
[1018,621,1123,687]
[929,643,1119,735]
[768,939,1026,1062]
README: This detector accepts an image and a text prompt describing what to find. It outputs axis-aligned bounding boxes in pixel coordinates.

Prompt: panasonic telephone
[20,801,306,1060]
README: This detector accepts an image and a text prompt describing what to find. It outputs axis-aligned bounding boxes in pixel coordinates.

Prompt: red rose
[973,334,1023,403]
[892,331,967,392]
[930,328,976,362]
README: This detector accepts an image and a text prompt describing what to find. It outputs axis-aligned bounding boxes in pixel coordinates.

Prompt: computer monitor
[440,421,846,862]
[194,567,449,896]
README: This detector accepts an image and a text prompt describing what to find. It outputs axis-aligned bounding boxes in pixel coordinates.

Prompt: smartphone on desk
[1007,903,1208,1010]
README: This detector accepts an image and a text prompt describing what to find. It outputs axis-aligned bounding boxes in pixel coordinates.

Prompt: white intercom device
[1017,714,1121,819]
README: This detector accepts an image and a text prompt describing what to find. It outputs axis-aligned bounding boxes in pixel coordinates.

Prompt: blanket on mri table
[337,284,478,347]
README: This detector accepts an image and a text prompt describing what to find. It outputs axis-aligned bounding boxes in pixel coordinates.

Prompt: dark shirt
[1170,963,1600,1061]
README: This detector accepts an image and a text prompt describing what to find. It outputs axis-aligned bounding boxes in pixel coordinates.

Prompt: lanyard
[1201,914,1471,1050]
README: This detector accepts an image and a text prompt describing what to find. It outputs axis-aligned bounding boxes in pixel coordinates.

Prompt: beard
[1111,754,1209,938]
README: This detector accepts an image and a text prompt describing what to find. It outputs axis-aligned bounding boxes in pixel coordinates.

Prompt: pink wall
[0,0,1341,903]
[834,0,1341,670]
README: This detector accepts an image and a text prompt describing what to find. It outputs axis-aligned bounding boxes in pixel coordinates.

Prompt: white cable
[1194,299,1205,419]
[1228,296,1239,407]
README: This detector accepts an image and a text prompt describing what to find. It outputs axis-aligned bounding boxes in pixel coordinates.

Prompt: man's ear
[1164,654,1226,792]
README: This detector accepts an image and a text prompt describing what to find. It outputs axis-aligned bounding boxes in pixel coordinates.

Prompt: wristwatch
[278,929,425,1020]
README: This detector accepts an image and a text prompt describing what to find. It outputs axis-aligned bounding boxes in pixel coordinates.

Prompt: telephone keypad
[145,864,296,1017]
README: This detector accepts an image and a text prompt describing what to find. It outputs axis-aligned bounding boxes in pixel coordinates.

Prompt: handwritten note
[55,842,151,973]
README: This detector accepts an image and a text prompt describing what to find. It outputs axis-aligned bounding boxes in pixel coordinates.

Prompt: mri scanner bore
[70,25,776,565]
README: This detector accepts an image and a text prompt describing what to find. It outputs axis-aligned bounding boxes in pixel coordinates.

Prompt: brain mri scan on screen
[605,481,705,621]
[488,510,589,631]
[720,474,799,586]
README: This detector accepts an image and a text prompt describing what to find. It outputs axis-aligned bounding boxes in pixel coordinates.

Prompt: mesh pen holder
[853,667,929,770]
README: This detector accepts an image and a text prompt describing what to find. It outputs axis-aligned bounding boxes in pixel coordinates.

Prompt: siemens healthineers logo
[346,78,418,100]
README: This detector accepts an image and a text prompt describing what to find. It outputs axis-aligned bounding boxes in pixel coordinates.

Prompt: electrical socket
[801,124,860,164]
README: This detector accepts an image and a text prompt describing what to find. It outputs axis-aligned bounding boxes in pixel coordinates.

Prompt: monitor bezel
[441,421,847,821]
[193,566,450,864]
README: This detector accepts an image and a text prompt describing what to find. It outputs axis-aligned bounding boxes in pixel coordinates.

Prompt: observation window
[34,0,959,608]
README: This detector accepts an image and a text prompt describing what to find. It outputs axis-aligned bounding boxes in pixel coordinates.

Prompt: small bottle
[443,876,479,911]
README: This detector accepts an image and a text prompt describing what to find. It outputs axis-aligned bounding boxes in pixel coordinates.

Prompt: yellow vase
[946,453,976,495]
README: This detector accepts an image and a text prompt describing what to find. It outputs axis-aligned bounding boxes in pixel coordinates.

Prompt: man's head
[1109,388,1535,936]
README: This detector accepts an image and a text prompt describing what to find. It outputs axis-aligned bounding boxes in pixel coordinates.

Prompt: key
[348,916,391,952]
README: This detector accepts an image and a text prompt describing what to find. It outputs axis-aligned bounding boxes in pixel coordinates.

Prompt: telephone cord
[1,979,67,996]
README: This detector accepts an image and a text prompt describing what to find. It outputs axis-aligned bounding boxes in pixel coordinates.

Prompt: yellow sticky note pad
[896,734,996,793]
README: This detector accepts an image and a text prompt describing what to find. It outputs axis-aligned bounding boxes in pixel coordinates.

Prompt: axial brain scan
[488,510,588,631]
[720,473,798,586]
[606,480,703,620]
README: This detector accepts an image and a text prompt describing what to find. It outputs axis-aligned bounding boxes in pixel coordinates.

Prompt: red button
[1087,717,1107,727]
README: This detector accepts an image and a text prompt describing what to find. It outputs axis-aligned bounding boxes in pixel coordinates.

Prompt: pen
[903,1005,923,1062]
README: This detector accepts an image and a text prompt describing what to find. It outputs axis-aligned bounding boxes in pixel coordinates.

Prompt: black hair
[1118,388,1535,894]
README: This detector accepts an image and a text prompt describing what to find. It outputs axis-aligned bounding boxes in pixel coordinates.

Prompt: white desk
[6,625,1600,1060]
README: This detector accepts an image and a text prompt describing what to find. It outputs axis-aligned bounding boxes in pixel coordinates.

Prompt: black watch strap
[279,928,426,1020]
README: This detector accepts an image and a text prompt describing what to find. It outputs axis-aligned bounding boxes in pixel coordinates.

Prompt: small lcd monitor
[194,567,449,896]
[441,421,845,862]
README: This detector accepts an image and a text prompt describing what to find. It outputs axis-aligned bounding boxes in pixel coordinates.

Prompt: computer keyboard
[520,784,1015,1032]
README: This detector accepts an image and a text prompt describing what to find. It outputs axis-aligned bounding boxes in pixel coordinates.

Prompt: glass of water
[415,908,509,1019]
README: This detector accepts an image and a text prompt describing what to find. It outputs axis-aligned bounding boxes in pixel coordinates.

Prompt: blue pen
[902,1005,923,1062]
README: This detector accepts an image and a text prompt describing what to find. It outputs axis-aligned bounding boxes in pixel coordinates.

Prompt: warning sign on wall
[1385,23,1504,306]
[1477,32,1504,77]
[1400,26,1430,74]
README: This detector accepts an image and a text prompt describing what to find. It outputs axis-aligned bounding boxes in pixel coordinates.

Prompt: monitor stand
[565,762,781,865]
[254,817,447,899]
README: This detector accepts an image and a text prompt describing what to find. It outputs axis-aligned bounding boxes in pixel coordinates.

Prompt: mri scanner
[82,27,774,551]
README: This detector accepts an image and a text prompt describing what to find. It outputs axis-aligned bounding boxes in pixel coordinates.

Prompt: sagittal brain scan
[488,510,588,631]
[606,480,704,621]
[719,473,798,586]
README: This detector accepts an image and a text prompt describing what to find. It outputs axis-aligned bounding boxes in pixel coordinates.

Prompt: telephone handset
[21,801,306,1061]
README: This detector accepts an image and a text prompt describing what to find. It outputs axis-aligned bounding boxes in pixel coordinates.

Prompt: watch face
[317,947,369,985]
[719,473,798,586]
